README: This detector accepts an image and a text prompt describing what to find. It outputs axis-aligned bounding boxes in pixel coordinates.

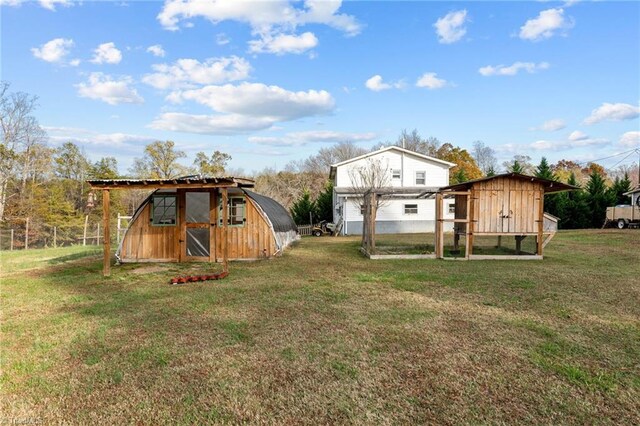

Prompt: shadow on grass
[47,249,102,265]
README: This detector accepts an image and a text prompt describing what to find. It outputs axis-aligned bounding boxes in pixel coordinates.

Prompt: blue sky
[2,0,639,174]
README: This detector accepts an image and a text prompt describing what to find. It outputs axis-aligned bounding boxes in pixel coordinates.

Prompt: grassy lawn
[1,230,639,424]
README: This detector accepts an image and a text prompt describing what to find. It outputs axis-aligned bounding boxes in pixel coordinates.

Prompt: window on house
[219,196,246,226]
[151,195,177,226]
[392,169,401,179]
[360,204,366,215]
[415,171,426,185]
[404,204,418,214]
[448,204,456,214]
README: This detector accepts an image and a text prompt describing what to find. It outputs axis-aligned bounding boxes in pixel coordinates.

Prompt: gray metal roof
[244,190,297,233]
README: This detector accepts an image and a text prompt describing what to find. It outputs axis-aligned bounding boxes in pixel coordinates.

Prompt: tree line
[1,83,637,244]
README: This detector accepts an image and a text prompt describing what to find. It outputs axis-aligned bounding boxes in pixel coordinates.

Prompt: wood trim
[209,189,217,263]
[469,254,543,260]
[537,191,544,256]
[177,189,186,262]
[90,183,239,190]
[221,188,229,273]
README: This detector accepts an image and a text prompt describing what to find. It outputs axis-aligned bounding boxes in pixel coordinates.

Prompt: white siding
[335,149,449,188]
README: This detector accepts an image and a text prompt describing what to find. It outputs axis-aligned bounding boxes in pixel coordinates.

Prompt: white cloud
[433,10,468,44]
[619,131,640,147]
[216,33,230,45]
[69,58,81,67]
[249,31,318,55]
[44,126,154,147]
[530,118,566,132]
[168,82,334,120]
[583,102,640,125]
[157,0,361,35]
[38,0,72,10]
[146,44,166,57]
[91,42,123,64]
[150,113,275,135]
[249,130,376,146]
[568,130,588,141]
[415,72,448,90]
[365,75,404,92]
[31,38,74,63]
[519,8,573,41]
[76,73,144,105]
[152,82,335,135]
[479,61,550,76]
[142,56,251,90]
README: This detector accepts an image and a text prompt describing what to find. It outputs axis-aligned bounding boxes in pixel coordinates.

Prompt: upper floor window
[415,171,426,185]
[392,169,401,179]
[151,195,177,226]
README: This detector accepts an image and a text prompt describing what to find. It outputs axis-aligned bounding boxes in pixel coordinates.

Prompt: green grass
[1,230,639,424]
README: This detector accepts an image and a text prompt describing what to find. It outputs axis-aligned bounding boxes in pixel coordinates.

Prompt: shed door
[183,191,216,261]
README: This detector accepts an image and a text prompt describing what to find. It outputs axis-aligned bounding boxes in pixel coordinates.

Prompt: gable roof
[440,172,577,194]
[329,146,455,179]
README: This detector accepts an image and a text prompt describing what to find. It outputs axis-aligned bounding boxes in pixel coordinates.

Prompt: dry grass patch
[1,230,639,424]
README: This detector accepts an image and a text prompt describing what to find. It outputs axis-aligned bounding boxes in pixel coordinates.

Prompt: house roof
[88,176,255,190]
[244,190,297,233]
[329,146,456,180]
[623,185,640,196]
[440,173,577,194]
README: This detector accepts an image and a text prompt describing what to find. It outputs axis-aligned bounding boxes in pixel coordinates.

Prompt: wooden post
[96,223,100,246]
[496,236,502,248]
[53,226,57,249]
[435,192,443,258]
[370,194,377,253]
[83,215,89,246]
[10,229,14,251]
[25,217,29,250]
[102,189,111,277]
[465,192,472,259]
[117,213,121,244]
[537,191,544,256]
[221,187,229,273]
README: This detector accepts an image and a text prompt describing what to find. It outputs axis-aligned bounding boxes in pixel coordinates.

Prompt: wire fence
[0,215,131,251]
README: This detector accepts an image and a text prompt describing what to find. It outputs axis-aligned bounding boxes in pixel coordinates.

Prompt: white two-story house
[329,146,456,235]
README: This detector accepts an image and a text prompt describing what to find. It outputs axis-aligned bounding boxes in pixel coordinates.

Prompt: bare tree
[346,157,391,211]
[0,82,47,222]
[472,140,498,176]
[303,141,368,175]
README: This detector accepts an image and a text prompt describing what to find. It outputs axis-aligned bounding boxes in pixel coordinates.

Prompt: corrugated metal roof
[88,176,255,189]
[244,190,297,233]
[440,173,577,194]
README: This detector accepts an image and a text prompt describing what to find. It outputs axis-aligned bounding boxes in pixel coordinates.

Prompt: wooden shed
[436,173,575,259]
[87,177,298,276]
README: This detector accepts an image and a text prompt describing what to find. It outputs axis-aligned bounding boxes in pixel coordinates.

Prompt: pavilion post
[221,187,229,273]
[102,189,111,277]
[435,192,443,258]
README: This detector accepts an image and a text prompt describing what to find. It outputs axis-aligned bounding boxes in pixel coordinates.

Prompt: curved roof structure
[244,190,297,233]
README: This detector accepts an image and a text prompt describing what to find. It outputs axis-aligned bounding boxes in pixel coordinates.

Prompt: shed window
[392,169,401,179]
[415,171,426,185]
[404,204,418,215]
[448,204,456,214]
[151,195,177,226]
[220,196,246,226]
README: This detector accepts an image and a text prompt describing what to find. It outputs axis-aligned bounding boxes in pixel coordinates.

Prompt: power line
[609,150,638,170]
[573,148,639,166]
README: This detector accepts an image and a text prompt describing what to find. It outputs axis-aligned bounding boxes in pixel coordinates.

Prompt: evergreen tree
[451,168,468,184]
[585,170,615,228]
[315,182,334,222]
[536,157,560,217]
[560,172,590,229]
[509,160,524,174]
[608,173,632,205]
[290,190,317,225]
[486,166,496,177]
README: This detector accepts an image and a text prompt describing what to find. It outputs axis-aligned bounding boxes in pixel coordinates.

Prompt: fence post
[83,215,88,246]
[117,213,121,244]
[54,226,57,248]
[96,223,100,246]
[25,217,29,250]
[10,229,14,251]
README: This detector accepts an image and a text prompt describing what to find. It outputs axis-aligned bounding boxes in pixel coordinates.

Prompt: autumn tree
[438,144,482,183]
[193,150,231,177]
[130,140,187,179]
